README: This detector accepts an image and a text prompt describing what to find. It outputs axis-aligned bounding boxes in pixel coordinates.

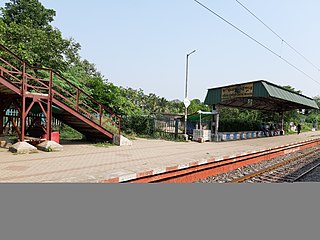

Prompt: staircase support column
[21,97,26,141]
[21,63,27,141]
[46,70,53,141]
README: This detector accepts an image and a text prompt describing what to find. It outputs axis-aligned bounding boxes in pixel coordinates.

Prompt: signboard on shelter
[221,83,254,101]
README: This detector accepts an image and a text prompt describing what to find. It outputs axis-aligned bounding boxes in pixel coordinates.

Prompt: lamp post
[184,50,196,140]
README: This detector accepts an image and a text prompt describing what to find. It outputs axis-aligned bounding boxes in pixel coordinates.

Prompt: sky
[7,0,320,101]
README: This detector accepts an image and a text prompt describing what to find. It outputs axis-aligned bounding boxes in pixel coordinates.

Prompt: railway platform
[0,131,319,183]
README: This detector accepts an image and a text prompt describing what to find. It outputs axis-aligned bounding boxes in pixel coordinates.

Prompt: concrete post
[214,105,220,142]
[174,118,179,139]
[211,105,215,131]
[280,112,284,135]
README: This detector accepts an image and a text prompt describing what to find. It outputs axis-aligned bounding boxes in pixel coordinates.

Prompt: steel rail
[232,148,320,183]
[292,161,320,182]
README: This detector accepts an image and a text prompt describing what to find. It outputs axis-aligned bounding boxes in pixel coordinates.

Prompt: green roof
[30,104,63,114]
[187,113,212,121]
[204,80,319,112]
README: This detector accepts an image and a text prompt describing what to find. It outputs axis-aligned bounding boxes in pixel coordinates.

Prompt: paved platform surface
[0,131,319,183]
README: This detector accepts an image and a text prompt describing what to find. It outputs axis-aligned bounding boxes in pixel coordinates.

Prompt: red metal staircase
[0,44,120,142]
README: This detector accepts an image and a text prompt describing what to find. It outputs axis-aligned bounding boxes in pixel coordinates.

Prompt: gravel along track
[197,146,320,183]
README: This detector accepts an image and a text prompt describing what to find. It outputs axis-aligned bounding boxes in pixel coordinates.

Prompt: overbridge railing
[0,44,120,136]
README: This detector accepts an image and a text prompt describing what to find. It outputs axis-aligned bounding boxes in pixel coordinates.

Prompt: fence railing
[3,109,62,136]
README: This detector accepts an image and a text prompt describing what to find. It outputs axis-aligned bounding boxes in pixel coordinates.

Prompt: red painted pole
[47,70,53,141]
[21,62,26,141]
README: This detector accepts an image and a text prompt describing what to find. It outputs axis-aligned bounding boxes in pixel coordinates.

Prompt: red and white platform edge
[100,138,320,183]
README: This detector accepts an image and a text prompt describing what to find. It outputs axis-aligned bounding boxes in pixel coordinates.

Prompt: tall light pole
[184,50,196,140]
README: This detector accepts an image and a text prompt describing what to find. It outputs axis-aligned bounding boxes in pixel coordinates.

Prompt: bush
[219,119,260,132]
[121,115,152,135]
[302,123,312,132]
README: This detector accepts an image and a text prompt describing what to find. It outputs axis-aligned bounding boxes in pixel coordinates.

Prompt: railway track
[229,148,320,183]
[123,138,320,183]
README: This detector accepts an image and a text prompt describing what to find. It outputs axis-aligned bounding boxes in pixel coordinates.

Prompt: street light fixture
[184,50,196,140]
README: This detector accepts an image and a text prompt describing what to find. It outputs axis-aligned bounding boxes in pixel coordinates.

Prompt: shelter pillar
[20,96,26,141]
[174,118,179,139]
[211,105,215,131]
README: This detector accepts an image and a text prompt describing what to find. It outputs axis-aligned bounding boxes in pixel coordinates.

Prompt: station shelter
[204,80,319,141]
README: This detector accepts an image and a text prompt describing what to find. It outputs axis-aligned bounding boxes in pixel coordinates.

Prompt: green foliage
[219,119,260,132]
[59,125,83,140]
[93,142,114,148]
[219,107,261,122]
[2,0,55,28]
[121,114,152,135]
[188,99,210,114]
[301,123,313,132]
[138,132,186,142]
[0,0,79,71]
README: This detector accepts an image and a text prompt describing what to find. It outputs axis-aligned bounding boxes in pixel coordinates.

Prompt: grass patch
[93,142,114,148]
[122,133,137,140]
[137,133,187,142]
[60,125,83,140]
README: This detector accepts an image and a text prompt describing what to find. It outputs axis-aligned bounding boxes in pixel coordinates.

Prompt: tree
[2,0,55,28]
[305,96,320,126]
[188,99,210,114]
[0,0,79,71]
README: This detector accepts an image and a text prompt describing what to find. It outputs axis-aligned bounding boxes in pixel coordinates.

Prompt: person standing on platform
[297,123,301,135]
[260,123,268,136]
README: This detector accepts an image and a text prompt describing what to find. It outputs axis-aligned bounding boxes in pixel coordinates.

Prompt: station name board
[221,83,254,101]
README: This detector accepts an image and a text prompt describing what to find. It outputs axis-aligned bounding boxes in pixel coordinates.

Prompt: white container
[193,129,212,142]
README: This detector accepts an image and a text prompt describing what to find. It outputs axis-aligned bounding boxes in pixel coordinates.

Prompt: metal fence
[152,114,184,139]
[3,109,62,135]
[153,114,212,139]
